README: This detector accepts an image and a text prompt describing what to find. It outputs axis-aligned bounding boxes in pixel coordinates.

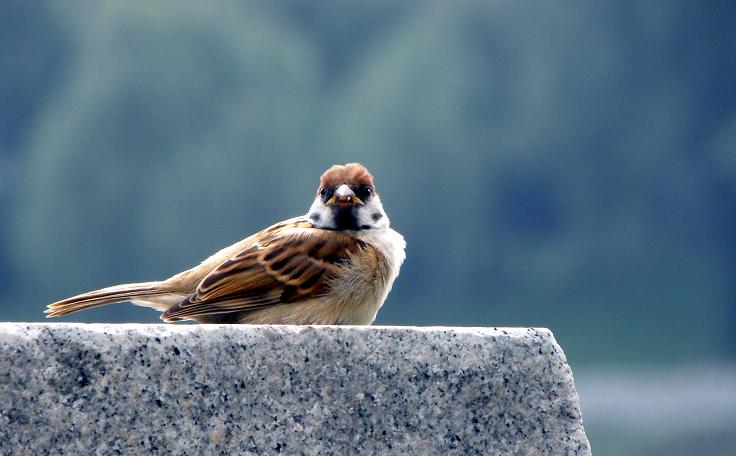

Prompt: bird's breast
[330,230,405,324]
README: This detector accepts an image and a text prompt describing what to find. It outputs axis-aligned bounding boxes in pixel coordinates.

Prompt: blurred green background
[1,1,735,454]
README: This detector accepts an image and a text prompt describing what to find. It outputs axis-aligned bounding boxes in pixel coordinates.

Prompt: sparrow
[46,163,406,325]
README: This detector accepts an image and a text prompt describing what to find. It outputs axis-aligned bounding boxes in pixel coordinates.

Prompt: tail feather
[46,281,165,317]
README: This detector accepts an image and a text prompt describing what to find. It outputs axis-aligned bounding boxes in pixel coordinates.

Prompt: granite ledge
[0,323,590,455]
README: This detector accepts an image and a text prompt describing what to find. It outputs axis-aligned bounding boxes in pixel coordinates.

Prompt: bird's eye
[319,187,333,199]
[355,186,373,200]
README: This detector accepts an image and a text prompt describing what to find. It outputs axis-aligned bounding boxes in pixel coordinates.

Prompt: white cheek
[357,198,389,229]
[306,199,335,228]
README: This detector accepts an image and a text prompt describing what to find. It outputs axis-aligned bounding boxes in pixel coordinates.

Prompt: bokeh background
[2,1,735,454]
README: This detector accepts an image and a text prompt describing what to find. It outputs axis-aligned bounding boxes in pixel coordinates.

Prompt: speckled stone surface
[0,324,589,455]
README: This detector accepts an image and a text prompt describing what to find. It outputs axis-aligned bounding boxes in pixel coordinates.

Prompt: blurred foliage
[1,0,735,369]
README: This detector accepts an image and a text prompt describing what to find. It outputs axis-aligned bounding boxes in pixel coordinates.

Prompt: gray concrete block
[0,324,590,455]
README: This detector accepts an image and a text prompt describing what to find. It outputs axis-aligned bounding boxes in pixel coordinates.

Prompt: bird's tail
[45,281,166,317]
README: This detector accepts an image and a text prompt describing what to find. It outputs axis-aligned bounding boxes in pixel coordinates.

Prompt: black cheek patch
[309,213,321,222]
[371,213,383,222]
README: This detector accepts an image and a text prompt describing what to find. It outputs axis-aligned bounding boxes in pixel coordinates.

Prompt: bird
[46,163,406,325]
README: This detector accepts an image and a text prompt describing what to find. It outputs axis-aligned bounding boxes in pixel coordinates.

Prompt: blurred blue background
[1,1,735,454]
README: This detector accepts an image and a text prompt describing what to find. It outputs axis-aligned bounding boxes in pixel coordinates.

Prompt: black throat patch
[333,206,361,231]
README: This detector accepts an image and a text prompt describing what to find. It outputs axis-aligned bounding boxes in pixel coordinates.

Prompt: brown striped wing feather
[162,221,362,321]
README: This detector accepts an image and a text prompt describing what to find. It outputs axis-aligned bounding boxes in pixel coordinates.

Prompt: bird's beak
[328,184,363,206]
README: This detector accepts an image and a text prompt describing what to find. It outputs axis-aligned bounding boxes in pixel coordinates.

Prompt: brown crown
[318,163,375,190]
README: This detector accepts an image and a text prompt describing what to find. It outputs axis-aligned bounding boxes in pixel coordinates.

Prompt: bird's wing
[161,219,362,321]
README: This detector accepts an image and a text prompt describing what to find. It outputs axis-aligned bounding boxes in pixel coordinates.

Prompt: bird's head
[307,163,389,231]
